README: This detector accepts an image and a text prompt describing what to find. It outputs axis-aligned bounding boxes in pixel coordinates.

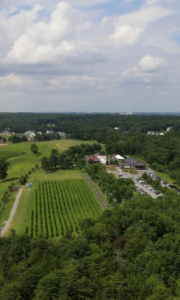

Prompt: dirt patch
[0,143,10,146]
[1,223,12,237]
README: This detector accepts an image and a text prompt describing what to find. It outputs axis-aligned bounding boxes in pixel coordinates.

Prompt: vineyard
[23,179,103,238]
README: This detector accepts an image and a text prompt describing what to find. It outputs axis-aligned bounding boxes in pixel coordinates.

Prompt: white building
[115,154,124,161]
[58,131,66,137]
[167,127,172,132]
[96,154,106,164]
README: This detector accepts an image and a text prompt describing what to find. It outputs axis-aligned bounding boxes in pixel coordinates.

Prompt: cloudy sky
[0,0,180,112]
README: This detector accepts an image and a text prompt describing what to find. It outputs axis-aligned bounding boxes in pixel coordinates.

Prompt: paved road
[1,188,23,237]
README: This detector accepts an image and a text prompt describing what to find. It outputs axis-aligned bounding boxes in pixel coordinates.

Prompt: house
[1,129,15,136]
[120,157,146,170]
[159,132,164,136]
[167,127,172,132]
[58,131,66,137]
[46,130,54,135]
[94,153,106,164]
[25,131,36,138]
[147,131,158,135]
[85,155,100,163]
[114,127,119,130]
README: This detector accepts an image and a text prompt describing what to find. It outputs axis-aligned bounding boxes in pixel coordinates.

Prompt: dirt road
[1,188,23,237]
[85,175,108,209]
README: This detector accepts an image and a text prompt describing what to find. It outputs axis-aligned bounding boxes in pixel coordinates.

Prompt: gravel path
[85,175,108,209]
[1,188,23,237]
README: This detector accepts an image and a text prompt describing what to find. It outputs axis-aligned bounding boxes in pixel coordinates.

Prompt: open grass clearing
[56,139,98,151]
[0,139,97,196]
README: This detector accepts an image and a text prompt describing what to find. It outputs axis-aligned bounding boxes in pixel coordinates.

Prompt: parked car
[11,187,18,191]
[26,183,33,188]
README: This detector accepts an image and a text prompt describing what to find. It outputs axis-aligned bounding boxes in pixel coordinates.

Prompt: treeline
[1,113,180,134]
[35,133,61,141]
[41,143,102,172]
[8,135,28,143]
[2,191,180,299]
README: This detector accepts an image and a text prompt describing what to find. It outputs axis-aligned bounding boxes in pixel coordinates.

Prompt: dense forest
[0,113,180,134]
[1,191,180,300]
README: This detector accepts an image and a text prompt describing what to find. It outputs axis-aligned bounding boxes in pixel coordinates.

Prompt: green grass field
[0,139,101,235]
[15,179,102,238]
[0,139,96,195]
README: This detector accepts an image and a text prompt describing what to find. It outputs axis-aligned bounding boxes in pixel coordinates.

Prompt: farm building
[94,153,106,164]
[114,154,124,161]
[120,157,146,170]
[85,155,100,163]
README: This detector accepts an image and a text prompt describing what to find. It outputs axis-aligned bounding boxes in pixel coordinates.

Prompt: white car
[26,183,33,188]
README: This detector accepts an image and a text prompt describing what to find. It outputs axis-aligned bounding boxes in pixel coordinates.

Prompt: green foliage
[2,192,180,299]
[0,151,25,160]
[41,143,101,172]
[142,172,148,180]
[86,163,135,203]
[0,158,10,181]
[19,176,27,185]
[30,143,38,154]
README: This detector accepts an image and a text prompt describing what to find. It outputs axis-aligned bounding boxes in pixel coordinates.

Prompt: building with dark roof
[120,157,146,170]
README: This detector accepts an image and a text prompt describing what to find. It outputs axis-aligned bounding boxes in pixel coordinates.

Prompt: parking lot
[108,167,180,198]
[123,173,162,199]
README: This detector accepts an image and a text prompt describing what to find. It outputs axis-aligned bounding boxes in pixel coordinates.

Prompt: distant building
[25,131,36,138]
[58,132,66,137]
[1,129,15,136]
[94,153,106,164]
[85,155,100,164]
[147,131,158,135]
[114,154,124,161]
[114,127,119,130]
[159,132,164,136]
[120,157,146,170]
[167,127,172,132]
[46,130,54,135]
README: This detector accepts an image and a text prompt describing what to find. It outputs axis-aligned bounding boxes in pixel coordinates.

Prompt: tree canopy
[0,158,10,181]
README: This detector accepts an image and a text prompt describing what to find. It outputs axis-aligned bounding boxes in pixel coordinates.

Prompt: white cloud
[0,73,23,87]
[111,25,144,46]
[138,55,167,72]
[121,55,167,85]
[103,5,175,27]
[0,0,179,111]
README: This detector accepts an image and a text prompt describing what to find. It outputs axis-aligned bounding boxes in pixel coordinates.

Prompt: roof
[124,157,138,164]
[115,154,124,160]
[134,162,146,167]
[85,155,100,163]
[96,155,106,164]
